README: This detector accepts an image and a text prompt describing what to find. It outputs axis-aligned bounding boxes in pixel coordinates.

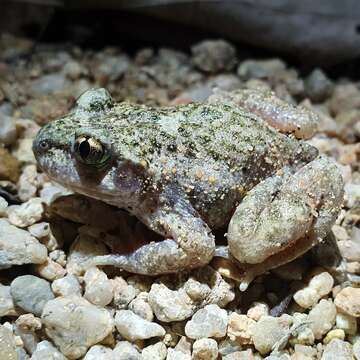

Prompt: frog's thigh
[211,89,318,139]
[228,156,343,274]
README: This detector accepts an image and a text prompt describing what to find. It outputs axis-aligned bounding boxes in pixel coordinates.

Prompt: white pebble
[149,283,195,322]
[18,164,38,201]
[83,345,113,360]
[0,219,47,268]
[28,222,50,239]
[129,292,154,322]
[293,271,334,309]
[0,196,8,216]
[42,295,114,359]
[185,304,228,339]
[52,274,82,297]
[192,338,218,360]
[308,299,336,340]
[142,342,167,360]
[115,310,165,341]
[84,267,113,307]
[31,340,67,360]
[336,313,357,335]
[112,341,141,360]
[7,198,44,228]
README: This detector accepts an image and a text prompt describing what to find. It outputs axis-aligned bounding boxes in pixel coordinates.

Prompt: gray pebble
[10,275,54,316]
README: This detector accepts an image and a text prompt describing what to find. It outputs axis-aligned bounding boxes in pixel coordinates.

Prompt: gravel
[1,32,360,359]
[42,296,114,359]
[185,304,228,339]
[10,275,54,316]
[114,310,165,341]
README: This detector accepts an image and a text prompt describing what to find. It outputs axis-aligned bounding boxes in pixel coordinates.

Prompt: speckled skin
[33,88,344,289]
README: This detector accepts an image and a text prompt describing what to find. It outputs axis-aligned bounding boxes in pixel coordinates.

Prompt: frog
[32,88,344,290]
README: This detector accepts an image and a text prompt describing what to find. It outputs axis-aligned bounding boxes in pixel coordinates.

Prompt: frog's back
[109,102,306,228]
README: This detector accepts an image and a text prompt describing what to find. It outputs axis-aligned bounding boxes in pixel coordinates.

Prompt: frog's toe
[80,255,127,273]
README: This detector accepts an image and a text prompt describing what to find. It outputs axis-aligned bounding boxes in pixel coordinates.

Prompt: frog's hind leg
[227,156,344,291]
[208,88,318,139]
[81,195,216,275]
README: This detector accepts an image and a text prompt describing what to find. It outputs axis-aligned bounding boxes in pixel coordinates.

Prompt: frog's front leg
[228,156,344,291]
[82,190,215,275]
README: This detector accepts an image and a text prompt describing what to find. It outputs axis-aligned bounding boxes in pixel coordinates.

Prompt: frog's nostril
[39,140,49,150]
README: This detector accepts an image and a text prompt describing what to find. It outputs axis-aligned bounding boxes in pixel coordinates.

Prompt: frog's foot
[228,156,344,291]
[80,239,187,274]
[81,194,215,275]
[208,88,318,139]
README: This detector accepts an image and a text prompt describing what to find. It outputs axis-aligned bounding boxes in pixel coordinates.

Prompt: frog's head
[33,88,147,207]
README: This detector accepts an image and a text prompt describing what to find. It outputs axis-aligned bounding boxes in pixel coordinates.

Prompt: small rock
[191,40,237,73]
[28,222,50,239]
[18,165,38,202]
[290,313,315,346]
[142,342,167,360]
[63,60,88,80]
[94,55,130,84]
[112,341,141,360]
[354,339,360,360]
[0,325,21,360]
[0,147,20,182]
[321,339,353,360]
[20,95,73,126]
[49,250,67,266]
[329,83,360,115]
[308,299,336,339]
[336,313,357,335]
[31,340,67,360]
[251,316,290,355]
[344,183,360,208]
[293,344,317,359]
[166,348,191,360]
[0,219,47,268]
[84,267,113,307]
[149,283,195,322]
[293,271,334,309]
[323,329,345,344]
[192,338,218,360]
[112,276,138,309]
[10,275,54,316]
[237,59,286,80]
[227,313,255,345]
[0,284,15,316]
[115,310,165,341]
[34,258,66,281]
[39,183,73,205]
[7,198,44,228]
[12,138,36,164]
[185,304,228,339]
[304,69,333,103]
[83,345,113,360]
[42,295,114,359]
[52,274,82,297]
[0,113,17,145]
[16,314,41,332]
[334,287,360,317]
[247,302,270,321]
[30,73,67,96]
[0,196,8,216]
[223,350,256,359]
[129,292,154,322]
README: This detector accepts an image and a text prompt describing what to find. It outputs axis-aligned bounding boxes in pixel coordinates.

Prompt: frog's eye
[73,135,109,166]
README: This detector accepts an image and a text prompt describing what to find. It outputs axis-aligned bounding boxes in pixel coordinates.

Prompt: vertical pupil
[79,140,90,159]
